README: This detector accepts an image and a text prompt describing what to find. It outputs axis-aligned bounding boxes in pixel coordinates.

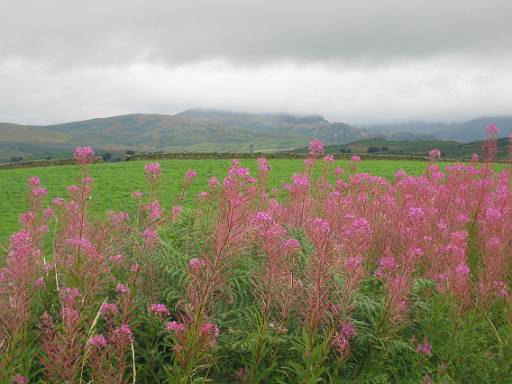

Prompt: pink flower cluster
[149,303,170,316]
[1,133,511,382]
[74,146,95,164]
[309,139,324,156]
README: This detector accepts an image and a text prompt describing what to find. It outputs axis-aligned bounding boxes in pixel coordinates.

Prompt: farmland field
[0,158,464,243]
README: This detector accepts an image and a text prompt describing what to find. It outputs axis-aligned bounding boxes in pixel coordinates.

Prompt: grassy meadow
[0,158,459,243]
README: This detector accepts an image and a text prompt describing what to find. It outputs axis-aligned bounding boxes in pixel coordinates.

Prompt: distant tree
[46,156,52,160]
[10,156,23,163]
[381,146,389,152]
[102,152,112,161]
[367,146,380,153]
[126,150,136,155]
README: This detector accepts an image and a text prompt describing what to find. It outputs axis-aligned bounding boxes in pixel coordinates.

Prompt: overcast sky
[1,0,512,125]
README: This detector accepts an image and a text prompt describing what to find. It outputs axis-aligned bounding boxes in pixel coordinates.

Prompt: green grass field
[0,158,499,244]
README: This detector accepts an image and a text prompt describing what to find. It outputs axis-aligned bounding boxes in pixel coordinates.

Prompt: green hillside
[0,110,369,161]
[3,110,510,162]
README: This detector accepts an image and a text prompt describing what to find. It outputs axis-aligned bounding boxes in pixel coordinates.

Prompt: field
[0,158,453,244]
[1,142,511,383]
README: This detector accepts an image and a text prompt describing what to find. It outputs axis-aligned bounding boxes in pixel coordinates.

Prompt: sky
[1,0,512,125]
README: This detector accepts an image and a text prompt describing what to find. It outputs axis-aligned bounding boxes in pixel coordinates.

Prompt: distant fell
[0,110,366,161]
[2,109,510,162]
[366,116,512,142]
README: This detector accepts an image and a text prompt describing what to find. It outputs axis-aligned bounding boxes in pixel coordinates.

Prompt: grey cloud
[2,58,512,125]
[1,0,511,125]
[1,0,511,67]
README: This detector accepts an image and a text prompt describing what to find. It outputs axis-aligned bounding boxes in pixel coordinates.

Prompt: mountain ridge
[0,110,368,161]
[365,116,512,142]
[1,109,511,162]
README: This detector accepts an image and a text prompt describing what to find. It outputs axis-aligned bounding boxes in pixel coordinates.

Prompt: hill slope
[366,116,512,142]
[2,110,510,162]
[0,110,370,161]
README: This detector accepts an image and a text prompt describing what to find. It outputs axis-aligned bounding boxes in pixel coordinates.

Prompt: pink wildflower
[13,375,28,384]
[109,254,124,263]
[167,321,186,333]
[257,157,271,171]
[409,207,424,218]
[171,205,183,222]
[59,287,80,305]
[311,218,330,234]
[145,200,162,220]
[32,187,48,197]
[88,334,107,348]
[19,211,35,224]
[292,174,309,189]
[416,340,432,356]
[254,211,272,224]
[200,321,220,346]
[143,228,159,248]
[116,283,130,295]
[188,257,205,271]
[28,175,40,187]
[345,256,363,272]
[144,162,161,182]
[324,154,335,164]
[149,303,170,316]
[67,185,80,193]
[114,324,133,339]
[379,256,396,270]
[208,176,219,187]
[43,207,53,219]
[486,123,498,137]
[331,334,349,354]
[144,162,161,175]
[428,149,441,161]
[74,146,95,164]
[309,139,324,156]
[52,197,64,205]
[100,302,118,316]
[455,264,470,276]
[284,238,301,250]
[342,322,357,338]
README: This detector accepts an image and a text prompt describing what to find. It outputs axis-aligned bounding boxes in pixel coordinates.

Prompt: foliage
[1,128,511,383]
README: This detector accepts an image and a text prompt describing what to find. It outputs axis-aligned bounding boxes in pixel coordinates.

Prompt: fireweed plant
[1,126,511,383]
